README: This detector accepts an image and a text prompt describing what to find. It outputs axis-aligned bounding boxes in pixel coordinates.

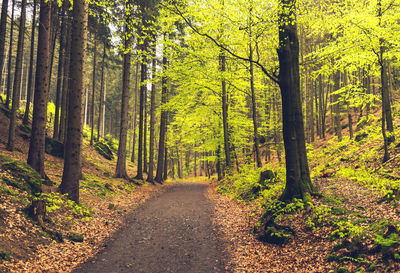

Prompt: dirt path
[73,182,226,273]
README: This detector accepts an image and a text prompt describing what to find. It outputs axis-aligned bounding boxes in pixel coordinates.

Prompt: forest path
[73,182,226,273]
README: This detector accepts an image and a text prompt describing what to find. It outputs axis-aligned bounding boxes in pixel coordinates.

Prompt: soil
[73,182,227,273]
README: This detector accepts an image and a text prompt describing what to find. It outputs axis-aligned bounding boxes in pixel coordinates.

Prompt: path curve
[73,182,226,273]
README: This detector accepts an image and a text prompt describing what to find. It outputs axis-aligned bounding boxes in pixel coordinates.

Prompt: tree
[5,0,15,108]
[23,0,38,125]
[7,0,27,151]
[115,7,132,179]
[154,43,168,183]
[60,0,88,202]
[147,50,157,182]
[0,0,9,91]
[27,0,52,178]
[53,3,67,138]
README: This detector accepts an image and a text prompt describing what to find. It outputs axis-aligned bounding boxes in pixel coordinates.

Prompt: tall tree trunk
[220,50,232,174]
[97,42,106,141]
[131,61,139,163]
[60,0,88,202]
[0,0,9,92]
[53,5,66,139]
[135,40,148,180]
[5,0,15,108]
[249,36,261,168]
[143,72,148,174]
[47,4,59,94]
[59,12,71,143]
[333,69,342,141]
[7,0,26,151]
[23,0,37,125]
[90,37,97,145]
[147,51,157,182]
[163,144,168,181]
[115,22,131,179]
[27,0,51,178]
[155,49,168,183]
[277,0,313,201]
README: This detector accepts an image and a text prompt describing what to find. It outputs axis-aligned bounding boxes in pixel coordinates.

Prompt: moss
[368,263,376,272]
[0,249,11,261]
[0,185,19,196]
[331,207,347,215]
[336,267,348,273]
[68,232,84,242]
[94,141,114,160]
[1,160,43,195]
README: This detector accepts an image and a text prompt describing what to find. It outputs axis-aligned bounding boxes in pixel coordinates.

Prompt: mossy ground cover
[214,106,400,271]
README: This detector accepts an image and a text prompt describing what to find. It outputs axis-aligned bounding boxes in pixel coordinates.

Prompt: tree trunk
[333,70,342,141]
[60,0,88,202]
[5,0,15,108]
[0,0,9,93]
[53,5,66,139]
[143,72,148,174]
[135,42,148,180]
[131,61,139,163]
[90,37,97,145]
[7,0,26,151]
[155,50,168,183]
[163,144,168,181]
[97,42,106,141]
[277,0,313,201]
[147,51,157,182]
[115,23,131,179]
[59,11,71,143]
[220,50,232,174]
[27,0,51,178]
[22,0,37,125]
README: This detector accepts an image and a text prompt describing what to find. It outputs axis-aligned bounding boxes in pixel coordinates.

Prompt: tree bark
[60,0,88,202]
[53,5,66,139]
[131,61,139,163]
[59,11,71,143]
[135,42,148,180]
[277,0,313,201]
[147,51,157,182]
[7,0,26,151]
[0,0,9,93]
[23,0,37,125]
[155,49,168,183]
[5,0,15,108]
[115,25,131,179]
[90,37,97,145]
[97,42,106,141]
[27,0,51,178]
[333,70,342,141]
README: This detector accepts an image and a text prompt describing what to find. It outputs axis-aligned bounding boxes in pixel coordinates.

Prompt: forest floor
[0,107,175,272]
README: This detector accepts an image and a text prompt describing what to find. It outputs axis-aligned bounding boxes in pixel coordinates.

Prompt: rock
[45,137,64,158]
[68,232,84,242]
[94,141,114,160]
[1,156,43,194]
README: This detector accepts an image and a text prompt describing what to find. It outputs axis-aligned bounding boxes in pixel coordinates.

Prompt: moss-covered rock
[45,137,64,158]
[0,154,44,195]
[94,141,114,160]
[68,232,84,242]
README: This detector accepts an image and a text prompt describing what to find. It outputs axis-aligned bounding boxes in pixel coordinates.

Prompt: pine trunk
[27,0,51,178]
[0,0,9,92]
[7,0,26,151]
[60,0,88,202]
